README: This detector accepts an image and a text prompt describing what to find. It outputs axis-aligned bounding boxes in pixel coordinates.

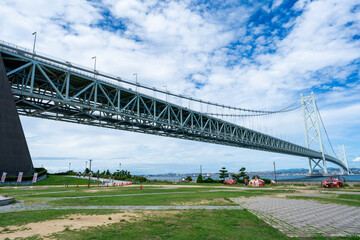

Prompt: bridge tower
[0,53,34,176]
[338,145,350,175]
[301,92,328,175]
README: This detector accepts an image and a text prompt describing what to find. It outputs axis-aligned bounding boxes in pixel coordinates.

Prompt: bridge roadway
[0,41,347,170]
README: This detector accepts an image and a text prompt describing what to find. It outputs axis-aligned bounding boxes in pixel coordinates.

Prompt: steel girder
[0,42,347,170]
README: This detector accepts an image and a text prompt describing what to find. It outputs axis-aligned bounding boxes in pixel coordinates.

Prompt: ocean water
[147,174,360,182]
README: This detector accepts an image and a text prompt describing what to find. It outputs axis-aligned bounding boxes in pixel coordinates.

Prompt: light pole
[88,159,92,188]
[92,56,97,71]
[32,31,37,54]
[273,161,277,184]
[69,163,71,172]
[163,85,167,101]
[133,73,138,92]
[92,56,97,79]
[119,163,121,172]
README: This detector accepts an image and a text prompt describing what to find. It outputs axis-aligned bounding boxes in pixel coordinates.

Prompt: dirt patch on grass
[171,198,230,206]
[0,211,141,239]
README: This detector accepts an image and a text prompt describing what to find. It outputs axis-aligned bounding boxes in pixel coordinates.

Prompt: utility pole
[200,165,202,175]
[273,161,277,184]
[32,31,37,53]
[88,159,92,188]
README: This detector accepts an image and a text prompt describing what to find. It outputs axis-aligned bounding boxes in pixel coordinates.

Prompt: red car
[321,177,343,188]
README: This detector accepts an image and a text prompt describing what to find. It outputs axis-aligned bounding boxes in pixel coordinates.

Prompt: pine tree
[196,174,203,183]
[219,167,229,180]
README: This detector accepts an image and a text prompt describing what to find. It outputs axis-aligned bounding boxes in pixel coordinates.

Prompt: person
[244,178,248,187]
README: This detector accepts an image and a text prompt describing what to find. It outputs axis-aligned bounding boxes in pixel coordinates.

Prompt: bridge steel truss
[0,42,349,172]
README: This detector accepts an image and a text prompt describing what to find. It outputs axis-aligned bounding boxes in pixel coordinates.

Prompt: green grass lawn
[49,209,291,240]
[1,184,360,239]
[0,175,101,187]
[33,175,101,186]
[49,189,294,207]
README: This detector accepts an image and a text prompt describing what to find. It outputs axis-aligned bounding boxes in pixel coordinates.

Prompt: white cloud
[1,0,359,173]
[353,157,360,162]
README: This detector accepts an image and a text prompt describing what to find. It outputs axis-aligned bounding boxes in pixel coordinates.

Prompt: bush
[293,183,306,187]
[202,177,223,183]
[133,176,147,183]
[185,176,193,182]
[4,168,48,182]
[196,174,203,183]
[53,170,75,176]
[262,178,271,184]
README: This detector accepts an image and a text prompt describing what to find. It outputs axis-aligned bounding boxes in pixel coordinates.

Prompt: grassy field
[47,188,294,207]
[1,180,360,239]
[50,209,291,240]
[0,175,102,187]
[33,175,102,186]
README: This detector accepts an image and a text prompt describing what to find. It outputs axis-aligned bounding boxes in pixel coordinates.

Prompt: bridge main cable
[0,40,302,115]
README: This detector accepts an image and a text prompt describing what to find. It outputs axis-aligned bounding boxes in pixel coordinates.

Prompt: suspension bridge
[0,40,350,176]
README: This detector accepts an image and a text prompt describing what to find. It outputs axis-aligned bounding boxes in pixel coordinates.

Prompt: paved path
[231,197,360,237]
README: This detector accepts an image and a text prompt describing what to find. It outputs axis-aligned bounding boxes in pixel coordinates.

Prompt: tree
[105,169,111,176]
[252,174,260,179]
[196,174,203,183]
[85,168,90,174]
[219,167,229,180]
[185,176,192,182]
[231,167,249,183]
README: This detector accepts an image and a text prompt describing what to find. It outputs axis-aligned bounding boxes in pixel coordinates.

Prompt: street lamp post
[163,85,167,101]
[133,73,138,92]
[273,161,277,184]
[92,56,97,71]
[92,56,97,79]
[88,159,92,188]
[32,32,37,54]
[69,163,71,172]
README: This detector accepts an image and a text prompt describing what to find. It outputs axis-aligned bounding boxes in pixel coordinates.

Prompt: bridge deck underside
[0,45,347,170]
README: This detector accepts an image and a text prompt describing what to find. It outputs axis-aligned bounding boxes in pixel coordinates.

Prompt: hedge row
[3,168,47,182]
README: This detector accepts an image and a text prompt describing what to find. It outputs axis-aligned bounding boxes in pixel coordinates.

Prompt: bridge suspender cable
[315,102,338,158]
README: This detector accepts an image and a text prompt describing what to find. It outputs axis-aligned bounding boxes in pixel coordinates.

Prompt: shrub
[202,178,223,183]
[185,176,193,182]
[261,178,271,184]
[196,174,203,183]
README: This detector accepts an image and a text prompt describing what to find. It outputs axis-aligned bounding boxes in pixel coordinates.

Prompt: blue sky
[0,0,359,174]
